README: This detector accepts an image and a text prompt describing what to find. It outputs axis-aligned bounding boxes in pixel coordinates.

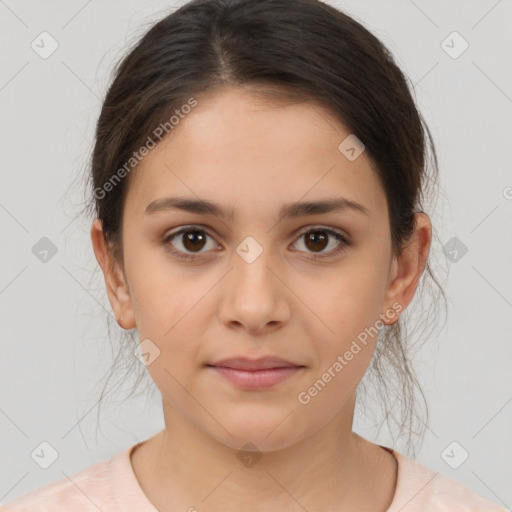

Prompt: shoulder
[387,448,507,512]
[0,448,128,512]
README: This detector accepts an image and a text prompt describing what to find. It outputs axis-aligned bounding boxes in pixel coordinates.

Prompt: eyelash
[162,225,350,262]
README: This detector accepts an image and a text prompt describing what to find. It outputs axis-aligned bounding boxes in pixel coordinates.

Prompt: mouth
[206,356,305,390]
[207,356,304,371]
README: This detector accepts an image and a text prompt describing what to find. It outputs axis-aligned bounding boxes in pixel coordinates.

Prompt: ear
[381,212,432,325]
[90,218,136,330]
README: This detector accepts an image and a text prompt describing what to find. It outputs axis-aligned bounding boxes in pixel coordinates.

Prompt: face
[92,86,430,452]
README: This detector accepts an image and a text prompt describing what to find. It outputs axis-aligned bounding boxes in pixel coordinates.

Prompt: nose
[218,243,291,335]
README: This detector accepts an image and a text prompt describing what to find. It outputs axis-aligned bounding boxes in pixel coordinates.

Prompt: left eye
[290,227,349,258]
[162,226,349,260]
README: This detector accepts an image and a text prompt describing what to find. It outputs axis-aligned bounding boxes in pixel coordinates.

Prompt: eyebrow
[145,196,370,220]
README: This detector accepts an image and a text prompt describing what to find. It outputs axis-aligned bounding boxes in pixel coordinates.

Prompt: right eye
[162,226,220,260]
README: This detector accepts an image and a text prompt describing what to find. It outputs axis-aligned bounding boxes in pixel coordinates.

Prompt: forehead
[124,86,387,221]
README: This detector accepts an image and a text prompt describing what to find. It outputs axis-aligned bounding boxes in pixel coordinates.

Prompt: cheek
[304,257,389,379]
[132,281,207,361]
[124,266,213,394]
[142,307,204,402]
[125,242,207,334]
[297,276,383,414]
[312,262,387,332]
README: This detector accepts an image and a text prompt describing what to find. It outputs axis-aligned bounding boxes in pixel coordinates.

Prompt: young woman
[2,0,507,510]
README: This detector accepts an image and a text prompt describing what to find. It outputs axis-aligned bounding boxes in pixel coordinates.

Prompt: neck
[130,395,398,512]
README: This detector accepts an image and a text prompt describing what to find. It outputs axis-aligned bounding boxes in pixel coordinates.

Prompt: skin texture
[91,86,431,511]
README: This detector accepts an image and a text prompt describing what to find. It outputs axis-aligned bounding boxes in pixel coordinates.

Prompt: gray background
[1,0,511,508]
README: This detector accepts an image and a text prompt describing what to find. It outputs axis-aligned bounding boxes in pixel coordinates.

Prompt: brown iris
[304,231,329,252]
[182,230,207,252]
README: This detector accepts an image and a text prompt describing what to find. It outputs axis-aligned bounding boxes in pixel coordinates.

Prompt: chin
[207,414,309,454]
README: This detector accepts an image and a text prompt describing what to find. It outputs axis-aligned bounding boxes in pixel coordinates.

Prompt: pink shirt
[1,443,507,511]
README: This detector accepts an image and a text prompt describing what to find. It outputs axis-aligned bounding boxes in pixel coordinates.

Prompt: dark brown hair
[81,0,447,456]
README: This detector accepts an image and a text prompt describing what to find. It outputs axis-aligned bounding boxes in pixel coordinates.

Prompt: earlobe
[381,213,432,324]
[90,219,136,330]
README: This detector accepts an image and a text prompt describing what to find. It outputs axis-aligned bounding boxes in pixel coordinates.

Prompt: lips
[207,356,303,371]
[206,356,305,390]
